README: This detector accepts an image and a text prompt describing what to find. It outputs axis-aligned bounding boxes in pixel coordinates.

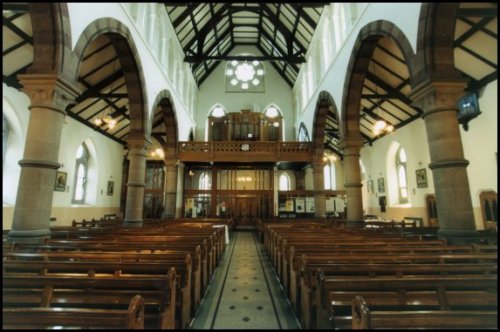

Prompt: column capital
[126,135,152,152]
[164,160,178,170]
[339,137,364,150]
[18,74,80,113]
[409,80,467,116]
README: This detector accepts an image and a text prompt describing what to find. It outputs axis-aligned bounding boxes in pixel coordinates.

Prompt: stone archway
[151,91,179,218]
[72,18,150,226]
[340,20,416,224]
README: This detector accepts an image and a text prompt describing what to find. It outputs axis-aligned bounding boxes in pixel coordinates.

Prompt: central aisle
[190,231,301,329]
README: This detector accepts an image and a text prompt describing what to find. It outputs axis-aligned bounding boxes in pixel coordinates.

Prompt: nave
[191,231,300,329]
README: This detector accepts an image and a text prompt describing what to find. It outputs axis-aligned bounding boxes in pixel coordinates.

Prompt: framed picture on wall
[367,179,374,194]
[54,171,67,192]
[416,168,428,188]
[378,178,385,193]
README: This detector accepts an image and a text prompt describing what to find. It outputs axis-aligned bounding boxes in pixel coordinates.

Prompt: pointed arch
[341,20,416,140]
[72,18,148,136]
[412,3,463,86]
[312,91,341,158]
[151,90,179,161]
[27,3,74,75]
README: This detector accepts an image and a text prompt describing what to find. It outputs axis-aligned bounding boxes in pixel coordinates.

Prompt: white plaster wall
[195,45,294,141]
[2,84,30,206]
[461,80,498,228]
[53,117,124,209]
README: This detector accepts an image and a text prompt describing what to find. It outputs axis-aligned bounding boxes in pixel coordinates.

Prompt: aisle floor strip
[190,231,300,330]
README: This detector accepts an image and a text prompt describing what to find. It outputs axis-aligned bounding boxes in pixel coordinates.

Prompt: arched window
[72,143,89,204]
[264,106,282,141]
[298,123,310,142]
[324,164,331,190]
[199,172,210,190]
[209,105,227,141]
[330,161,336,190]
[359,159,366,181]
[279,173,290,191]
[3,114,9,166]
[396,147,408,204]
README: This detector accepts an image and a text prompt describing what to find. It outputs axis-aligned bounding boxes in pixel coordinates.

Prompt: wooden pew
[5,240,206,310]
[3,269,177,329]
[2,295,144,330]
[351,295,497,329]
[3,294,145,329]
[298,261,498,329]
[317,274,497,329]
[3,251,193,329]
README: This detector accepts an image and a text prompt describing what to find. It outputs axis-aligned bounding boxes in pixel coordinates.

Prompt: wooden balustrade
[178,141,313,162]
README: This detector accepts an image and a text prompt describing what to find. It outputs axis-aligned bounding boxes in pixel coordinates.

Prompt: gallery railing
[177,141,313,162]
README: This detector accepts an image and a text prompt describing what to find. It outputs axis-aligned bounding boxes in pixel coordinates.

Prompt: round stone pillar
[124,137,151,227]
[410,81,477,243]
[175,162,185,218]
[312,159,326,218]
[8,74,79,243]
[341,137,364,228]
[164,161,177,218]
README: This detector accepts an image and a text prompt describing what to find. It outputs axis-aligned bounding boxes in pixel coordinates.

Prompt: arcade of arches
[2,3,497,329]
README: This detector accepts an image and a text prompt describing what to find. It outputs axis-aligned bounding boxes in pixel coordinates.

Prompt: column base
[437,228,485,245]
[123,219,143,227]
[7,228,51,243]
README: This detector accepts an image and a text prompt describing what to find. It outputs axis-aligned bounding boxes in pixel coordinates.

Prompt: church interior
[2,2,497,329]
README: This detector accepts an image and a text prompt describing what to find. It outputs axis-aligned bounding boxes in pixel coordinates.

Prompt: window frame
[72,143,89,204]
[396,146,409,204]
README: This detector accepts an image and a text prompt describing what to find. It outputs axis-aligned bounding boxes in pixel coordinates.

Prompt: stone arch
[341,20,416,138]
[151,90,178,161]
[312,91,340,157]
[411,3,463,86]
[27,3,75,76]
[71,18,148,136]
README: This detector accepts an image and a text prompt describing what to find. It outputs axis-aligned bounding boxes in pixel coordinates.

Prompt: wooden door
[235,197,257,228]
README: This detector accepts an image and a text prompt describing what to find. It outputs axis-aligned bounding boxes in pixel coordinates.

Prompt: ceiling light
[252,78,260,86]
[241,82,249,89]
[230,78,238,86]
[94,59,118,130]
[231,60,238,66]
[226,69,234,76]
[257,69,264,75]
[252,60,259,66]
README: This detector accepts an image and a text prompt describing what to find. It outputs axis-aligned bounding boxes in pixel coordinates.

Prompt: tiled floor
[190,231,301,330]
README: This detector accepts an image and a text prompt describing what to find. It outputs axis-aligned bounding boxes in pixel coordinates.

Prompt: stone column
[304,166,314,190]
[312,159,326,218]
[8,74,79,243]
[124,136,151,227]
[273,166,278,216]
[410,81,477,243]
[164,160,177,218]
[341,137,364,228]
[175,162,185,218]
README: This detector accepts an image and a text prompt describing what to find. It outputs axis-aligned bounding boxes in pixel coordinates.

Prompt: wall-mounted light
[150,148,164,158]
